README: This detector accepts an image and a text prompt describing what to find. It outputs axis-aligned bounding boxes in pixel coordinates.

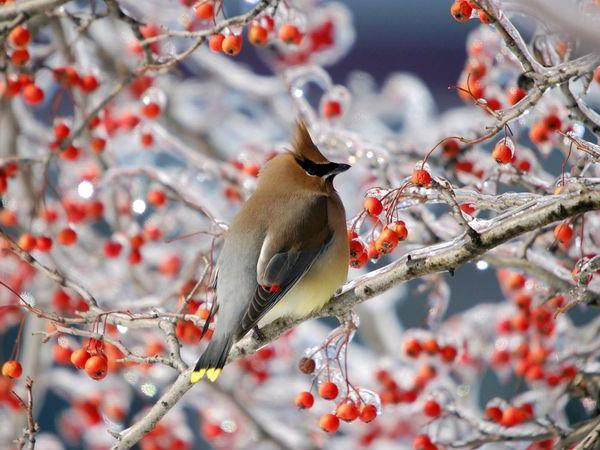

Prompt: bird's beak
[330,163,351,175]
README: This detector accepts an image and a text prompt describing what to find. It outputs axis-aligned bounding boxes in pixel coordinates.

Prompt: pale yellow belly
[257,242,348,327]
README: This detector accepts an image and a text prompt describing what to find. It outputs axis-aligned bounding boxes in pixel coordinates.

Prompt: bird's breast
[257,235,349,328]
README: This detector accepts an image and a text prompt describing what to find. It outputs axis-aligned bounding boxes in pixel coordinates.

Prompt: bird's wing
[237,195,332,338]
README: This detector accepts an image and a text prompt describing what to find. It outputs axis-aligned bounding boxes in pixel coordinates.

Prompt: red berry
[201,422,222,440]
[57,228,77,246]
[359,404,378,423]
[484,405,503,422]
[375,227,399,254]
[318,381,339,400]
[54,122,70,140]
[442,139,460,157]
[413,434,433,450]
[507,87,526,105]
[492,141,513,164]
[294,391,314,409]
[11,48,30,65]
[36,235,53,252]
[18,233,37,251]
[529,123,549,144]
[501,406,521,427]
[423,399,442,417]
[147,189,167,207]
[543,114,561,131]
[403,338,422,358]
[103,240,122,258]
[248,25,268,46]
[440,345,457,363]
[1,360,23,379]
[141,102,161,119]
[209,34,225,52]
[279,24,302,44]
[90,137,106,153]
[22,84,44,104]
[80,74,99,92]
[554,223,573,244]
[194,2,214,20]
[319,413,339,433]
[221,35,242,56]
[336,402,360,422]
[9,26,31,47]
[85,354,108,380]
[422,338,440,354]
[363,197,383,216]
[322,100,342,118]
[412,168,432,187]
[71,348,91,369]
[450,0,473,22]
[478,9,493,24]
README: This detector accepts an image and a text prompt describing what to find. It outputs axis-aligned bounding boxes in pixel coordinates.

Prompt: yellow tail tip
[190,368,222,383]
[206,368,222,382]
[190,369,206,384]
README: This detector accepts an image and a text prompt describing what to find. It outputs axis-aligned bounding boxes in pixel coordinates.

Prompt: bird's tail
[190,334,233,383]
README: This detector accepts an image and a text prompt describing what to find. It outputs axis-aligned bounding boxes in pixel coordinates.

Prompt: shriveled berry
[412,169,431,187]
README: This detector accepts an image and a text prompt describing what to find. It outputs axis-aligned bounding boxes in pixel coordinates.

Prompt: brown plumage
[191,121,350,383]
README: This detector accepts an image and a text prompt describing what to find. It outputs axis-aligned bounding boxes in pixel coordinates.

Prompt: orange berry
[422,338,440,354]
[318,381,339,400]
[450,0,473,22]
[492,141,513,164]
[18,233,37,251]
[359,404,378,423]
[147,189,167,207]
[412,168,432,187]
[294,391,314,409]
[392,220,408,240]
[140,132,154,147]
[1,360,22,379]
[336,402,360,422]
[85,354,108,380]
[529,122,549,144]
[278,24,302,44]
[57,228,77,245]
[375,228,399,254]
[248,25,268,46]
[9,26,31,47]
[501,405,522,427]
[319,413,339,433]
[554,223,573,243]
[221,34,242,55]
[350,251,368,268]
[209,34,225,52]
[70,348,91,369]
[363,197,383,216]
[194,2,214,20]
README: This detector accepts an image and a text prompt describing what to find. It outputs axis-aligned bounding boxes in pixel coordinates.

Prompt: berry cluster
[295,358,379,433]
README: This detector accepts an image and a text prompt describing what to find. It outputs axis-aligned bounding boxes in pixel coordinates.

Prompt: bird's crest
[292,121,330,164]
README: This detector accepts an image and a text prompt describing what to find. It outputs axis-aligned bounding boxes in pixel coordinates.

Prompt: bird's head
[291,121,350,179]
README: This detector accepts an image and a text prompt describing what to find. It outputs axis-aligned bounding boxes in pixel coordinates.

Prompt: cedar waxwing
[191,121,350,383]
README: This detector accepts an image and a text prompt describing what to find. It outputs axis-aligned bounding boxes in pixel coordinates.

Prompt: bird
[191,121,350,383]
